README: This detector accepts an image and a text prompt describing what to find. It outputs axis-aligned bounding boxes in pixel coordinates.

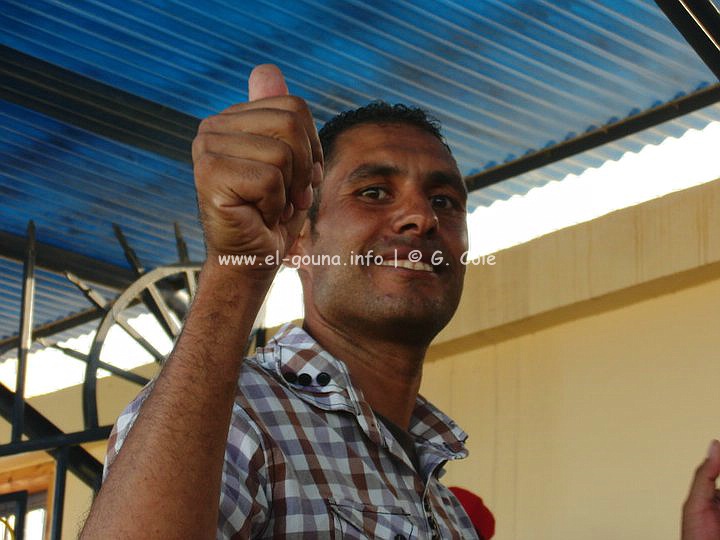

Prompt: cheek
[315,213,374,249]
[443,226,468,253]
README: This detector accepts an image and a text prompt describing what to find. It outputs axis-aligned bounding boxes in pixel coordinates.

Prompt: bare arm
[80,65,323,539]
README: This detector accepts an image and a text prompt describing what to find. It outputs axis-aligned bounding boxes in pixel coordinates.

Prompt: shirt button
[316,372,331,386]
[297,373,312,386]
[283,371,297,384]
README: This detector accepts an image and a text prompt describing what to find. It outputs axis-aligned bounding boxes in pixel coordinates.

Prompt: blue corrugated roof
[0,100,205,267]
[1,0,714,173]
[1,0,718,345]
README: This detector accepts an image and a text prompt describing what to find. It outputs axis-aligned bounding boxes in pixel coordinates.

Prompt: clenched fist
[192,64,323,273]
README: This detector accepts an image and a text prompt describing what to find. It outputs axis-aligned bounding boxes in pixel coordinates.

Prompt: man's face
[297,122,468,343]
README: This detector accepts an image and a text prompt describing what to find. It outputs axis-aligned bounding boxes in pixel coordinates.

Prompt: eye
[430,194,456,209]
[358,186,389,200]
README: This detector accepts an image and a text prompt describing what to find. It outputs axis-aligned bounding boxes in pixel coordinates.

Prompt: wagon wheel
[38,223,202,430]
[40,223,267,429]
[80,261,201,429]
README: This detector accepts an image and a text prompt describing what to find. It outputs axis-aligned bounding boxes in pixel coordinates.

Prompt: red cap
[449,486,495,539]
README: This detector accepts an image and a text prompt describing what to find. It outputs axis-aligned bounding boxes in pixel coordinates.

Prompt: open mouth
[377,259,434,272]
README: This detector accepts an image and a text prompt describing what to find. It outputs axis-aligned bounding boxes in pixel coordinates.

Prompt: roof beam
[655,0,720,82]
[0,307,103,357]
[0,45,198,163]
[465,84,720,192]
[0,230,135,290]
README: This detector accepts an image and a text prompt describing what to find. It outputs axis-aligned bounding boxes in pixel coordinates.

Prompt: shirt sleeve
[218,402,270,539]
[103,381,271,539]
[103,380,155,481]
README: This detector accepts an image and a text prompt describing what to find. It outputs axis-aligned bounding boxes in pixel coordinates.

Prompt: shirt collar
[253,322,468,459]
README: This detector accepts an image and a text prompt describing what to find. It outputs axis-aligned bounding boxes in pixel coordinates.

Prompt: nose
[392,190,439,237]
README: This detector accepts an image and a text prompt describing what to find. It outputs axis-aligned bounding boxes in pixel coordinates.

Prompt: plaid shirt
[106,323,478,539]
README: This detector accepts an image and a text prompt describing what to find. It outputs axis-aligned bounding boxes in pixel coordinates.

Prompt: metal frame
[0,221,261,493]
[0,490,28,540]
[0,222,205,538]
[0,382,107,487]
[50,449,67,540]
[0,222,110,540]
[0,221,200,540]
[11,222,35,444]
[655,0,720,81]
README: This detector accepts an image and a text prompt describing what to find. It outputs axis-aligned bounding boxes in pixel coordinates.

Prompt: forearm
[80,262,273,539]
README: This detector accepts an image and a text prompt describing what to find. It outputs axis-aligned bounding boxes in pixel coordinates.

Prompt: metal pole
[50,447,68,540]
[12,221,36,442]
[15,490,27,540]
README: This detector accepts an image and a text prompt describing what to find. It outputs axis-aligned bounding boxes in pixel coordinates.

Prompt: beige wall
[2,179,719,538]
[421,178,720,539]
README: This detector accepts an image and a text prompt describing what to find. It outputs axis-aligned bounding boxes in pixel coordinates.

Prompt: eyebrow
[346,163,403,185]
[427,170,467,199]
[345,163,467,197]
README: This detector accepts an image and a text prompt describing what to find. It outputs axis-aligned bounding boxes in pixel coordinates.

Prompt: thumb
[248,64,289,101]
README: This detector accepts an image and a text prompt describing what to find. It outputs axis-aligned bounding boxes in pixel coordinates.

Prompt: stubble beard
[311,263,462,346]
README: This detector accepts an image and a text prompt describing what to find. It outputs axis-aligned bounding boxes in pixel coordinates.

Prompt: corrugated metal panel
[469,101,720,207]
[0,100,205,267]
[0,0,714,176]
[0,0,718,347]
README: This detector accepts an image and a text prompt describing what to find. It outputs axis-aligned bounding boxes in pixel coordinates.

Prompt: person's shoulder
[237,350,284,396]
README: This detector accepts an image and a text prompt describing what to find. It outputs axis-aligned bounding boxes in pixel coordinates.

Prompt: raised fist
[192,64,323,272]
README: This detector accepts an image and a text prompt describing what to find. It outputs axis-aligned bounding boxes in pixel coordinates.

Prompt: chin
[364,299,457,342]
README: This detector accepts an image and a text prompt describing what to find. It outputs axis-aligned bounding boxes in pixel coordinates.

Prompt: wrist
[170,258,274,377]
[202,252,280,285]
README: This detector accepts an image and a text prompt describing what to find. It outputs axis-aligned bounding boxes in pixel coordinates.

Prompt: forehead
[328,122,458,173]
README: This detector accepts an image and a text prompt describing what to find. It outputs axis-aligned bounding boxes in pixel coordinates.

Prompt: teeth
[378,260,433,272]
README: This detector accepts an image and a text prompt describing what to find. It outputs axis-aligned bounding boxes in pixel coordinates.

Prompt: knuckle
[275,109,305,139]
[246,137,291,172]
[285,95,308,113]
[191,133,208,157]
[197,115,216,134]
[265,163,286,190]
[193,152,218,179]
[273,142,293,171]
[276,109,300,133]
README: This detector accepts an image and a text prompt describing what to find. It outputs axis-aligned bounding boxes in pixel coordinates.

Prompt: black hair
[308,101,452,226]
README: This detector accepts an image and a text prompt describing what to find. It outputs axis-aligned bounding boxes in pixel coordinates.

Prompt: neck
[303,314,428,430]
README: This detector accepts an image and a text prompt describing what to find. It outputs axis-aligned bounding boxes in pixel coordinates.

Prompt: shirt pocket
[327,498,416,539]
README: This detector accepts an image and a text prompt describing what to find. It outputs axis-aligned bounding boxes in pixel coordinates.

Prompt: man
[80,64,478,539]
